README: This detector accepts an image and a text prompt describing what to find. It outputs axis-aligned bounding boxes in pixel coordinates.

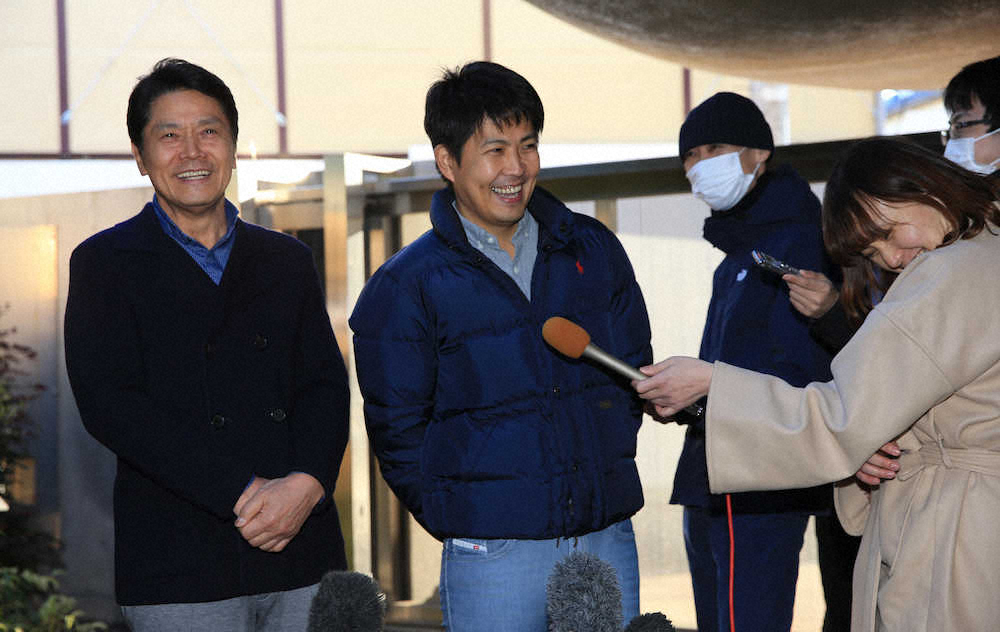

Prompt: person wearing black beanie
[646,92,842,632]
[679,92,774,159]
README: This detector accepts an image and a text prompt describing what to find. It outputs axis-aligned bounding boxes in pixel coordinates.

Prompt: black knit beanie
[679,92,774,157]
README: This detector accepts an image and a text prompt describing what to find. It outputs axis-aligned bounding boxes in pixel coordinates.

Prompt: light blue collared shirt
[456,203,538,300]
[152,195,239,285]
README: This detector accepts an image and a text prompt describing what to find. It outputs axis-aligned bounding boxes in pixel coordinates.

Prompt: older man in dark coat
[64,59,348,632]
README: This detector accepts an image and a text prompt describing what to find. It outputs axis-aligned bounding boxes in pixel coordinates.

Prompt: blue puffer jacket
[671,165,836,513]
[351,186,652,540]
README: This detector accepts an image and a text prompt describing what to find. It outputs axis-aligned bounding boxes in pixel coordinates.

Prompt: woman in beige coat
[637,137,1000,631]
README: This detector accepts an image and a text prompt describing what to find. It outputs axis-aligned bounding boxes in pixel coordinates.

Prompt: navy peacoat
[64,204,349,605]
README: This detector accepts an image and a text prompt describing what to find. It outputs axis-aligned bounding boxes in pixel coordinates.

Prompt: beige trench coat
[705,228,1000,631]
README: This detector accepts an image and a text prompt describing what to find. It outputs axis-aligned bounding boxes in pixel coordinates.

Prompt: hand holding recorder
[753,249,839,319]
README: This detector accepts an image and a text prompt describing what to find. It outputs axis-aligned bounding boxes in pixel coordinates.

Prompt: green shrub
[0,567,107,631]
[0,310,106,630]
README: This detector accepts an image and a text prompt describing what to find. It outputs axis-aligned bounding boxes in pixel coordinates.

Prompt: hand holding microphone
[633,356,713,420]
[541,317,705,419]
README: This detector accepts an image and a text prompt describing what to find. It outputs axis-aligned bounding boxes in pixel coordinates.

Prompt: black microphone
[546,551,624,632]
[307,570,387,632]
[625,612,676,631]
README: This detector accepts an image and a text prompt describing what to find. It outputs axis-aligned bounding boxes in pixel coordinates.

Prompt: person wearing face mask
[785,54,1000,493]
[660,92,838,632]
[636,137,1000,632]
[789,55,1000,355]
[943,55,1000,178]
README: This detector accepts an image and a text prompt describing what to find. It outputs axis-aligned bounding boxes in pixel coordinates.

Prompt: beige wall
[0,187,153,620]
[492,1,687,143]
[787,85,877,143]
[689,70,878,144]
[2,0,877,158]
[1,2,61,153]
[67,1,279,156]
[285,1,483,154]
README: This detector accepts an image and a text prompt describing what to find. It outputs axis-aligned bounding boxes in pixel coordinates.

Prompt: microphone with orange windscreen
[541,316,704,418]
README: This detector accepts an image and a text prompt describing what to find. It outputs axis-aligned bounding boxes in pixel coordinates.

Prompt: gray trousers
[121,583,319,632]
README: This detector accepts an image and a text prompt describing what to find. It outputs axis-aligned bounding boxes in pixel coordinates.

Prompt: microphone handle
[582,343,705,418]
[583,343,647,381]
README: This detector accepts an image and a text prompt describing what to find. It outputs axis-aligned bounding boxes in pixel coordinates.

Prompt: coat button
[267,408,287,423]
[253,333,268,350]
[552,386,561,395]
[211,414,228,429]
[205,342,216,355]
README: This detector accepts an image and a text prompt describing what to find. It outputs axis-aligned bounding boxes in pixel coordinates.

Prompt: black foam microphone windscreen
[546,550,624,632]
[624,612,676,632]
[307,570,387,632]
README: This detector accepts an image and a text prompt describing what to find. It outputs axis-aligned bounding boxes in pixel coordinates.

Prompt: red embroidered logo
[576,260,584,275]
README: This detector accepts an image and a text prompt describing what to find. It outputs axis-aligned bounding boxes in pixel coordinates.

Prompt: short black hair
[423,61,544,166]
[127,58,238,152]
[944,55,1000,132]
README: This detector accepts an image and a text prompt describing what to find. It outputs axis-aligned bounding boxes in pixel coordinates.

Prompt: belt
[896,439,1000,481]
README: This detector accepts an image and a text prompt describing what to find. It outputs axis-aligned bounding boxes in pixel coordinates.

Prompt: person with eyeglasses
[720,57,1000,630]
[942,55,1000,177]
[781,55,1000,489]
[794,56,1000,354]
[637,136,1000,632]
[823,56,1000,493]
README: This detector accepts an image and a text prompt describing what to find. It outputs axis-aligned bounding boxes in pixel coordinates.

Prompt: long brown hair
[823,137,1000,321]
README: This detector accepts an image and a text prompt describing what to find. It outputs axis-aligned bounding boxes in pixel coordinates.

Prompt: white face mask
[686,149,760,211]
[943,127,1000,175]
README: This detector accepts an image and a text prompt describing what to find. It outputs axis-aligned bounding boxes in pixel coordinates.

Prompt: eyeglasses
[940,118,991,145]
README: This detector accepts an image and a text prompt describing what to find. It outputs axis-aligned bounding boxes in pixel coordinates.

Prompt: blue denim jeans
[439,519,639,632]
[683,506,808,632]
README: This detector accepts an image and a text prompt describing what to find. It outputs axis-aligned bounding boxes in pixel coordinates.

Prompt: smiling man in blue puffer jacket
[350,61,652,631]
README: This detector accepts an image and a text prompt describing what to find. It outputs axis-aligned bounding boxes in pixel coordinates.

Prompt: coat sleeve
[833,480,871,536]
[65,242,254,519]
[705,247,999,495]
[350,267,435,526]
[286,249,350,503]
[705,311,951,494]
[809,301,857,354]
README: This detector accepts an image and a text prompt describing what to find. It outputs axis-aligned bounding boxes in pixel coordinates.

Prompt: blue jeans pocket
[445,537,512,560]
